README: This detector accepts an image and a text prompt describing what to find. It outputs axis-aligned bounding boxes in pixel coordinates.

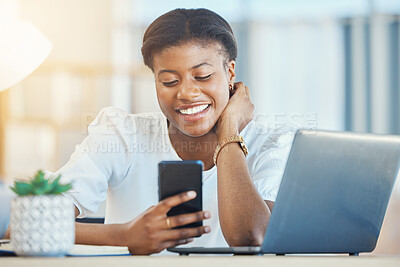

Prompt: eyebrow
[157,62,212,77]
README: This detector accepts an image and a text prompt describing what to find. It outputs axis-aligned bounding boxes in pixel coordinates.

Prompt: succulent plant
[10,170,72,196]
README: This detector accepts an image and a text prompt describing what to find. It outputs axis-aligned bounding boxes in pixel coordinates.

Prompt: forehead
[152,42,225,72]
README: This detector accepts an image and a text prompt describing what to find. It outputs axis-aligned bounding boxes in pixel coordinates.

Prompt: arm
[4,226,10,239]
[73,206,128,246]
[5,194,210,255]
[216,82,271,246]
[73,191,210,255]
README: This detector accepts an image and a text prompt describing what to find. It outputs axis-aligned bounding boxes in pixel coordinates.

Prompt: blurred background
[0,0,399,253]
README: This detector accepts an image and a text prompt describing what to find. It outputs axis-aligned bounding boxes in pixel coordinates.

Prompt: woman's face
[153,42,235,137]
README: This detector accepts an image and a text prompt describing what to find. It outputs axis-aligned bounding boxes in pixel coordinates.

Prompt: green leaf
[52,175,62,185]
[32,187,45,195]
[49,175,62,190]
[43,183,54,194]
[50,183,72,194]
[9,170,72,196]
[10,182,33,196]
[32,179,52,195]
[46,175,61,193]
[32,170,46,187]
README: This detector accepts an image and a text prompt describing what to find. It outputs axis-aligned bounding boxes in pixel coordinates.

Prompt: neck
[168,124,218,170]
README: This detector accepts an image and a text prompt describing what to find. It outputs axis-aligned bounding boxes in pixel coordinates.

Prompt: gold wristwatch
[213,135,248,165]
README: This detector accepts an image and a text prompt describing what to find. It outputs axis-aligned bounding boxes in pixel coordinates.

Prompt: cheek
[217,89,229,104]
[212,81,230,109]
[155,87,172,113]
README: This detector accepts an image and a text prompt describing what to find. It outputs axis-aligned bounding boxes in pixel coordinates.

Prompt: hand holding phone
[123,191,210,255]
[158,160,203,228]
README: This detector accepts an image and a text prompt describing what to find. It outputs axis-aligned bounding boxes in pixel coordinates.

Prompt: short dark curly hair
[141,8,238,71]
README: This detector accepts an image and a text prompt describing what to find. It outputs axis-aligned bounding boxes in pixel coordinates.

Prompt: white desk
[1,255,400,267]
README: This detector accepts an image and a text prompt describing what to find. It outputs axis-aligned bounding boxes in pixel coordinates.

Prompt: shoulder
[88,106,129,132]
[89,106,166,135]
[242,116,298,177]
[242,116,298,157]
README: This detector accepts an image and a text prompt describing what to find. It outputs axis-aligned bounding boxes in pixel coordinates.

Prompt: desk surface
[2,255,400,267]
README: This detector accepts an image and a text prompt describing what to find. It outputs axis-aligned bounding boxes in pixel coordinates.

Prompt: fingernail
[204,226,211,233]
[187,238,194,242]
[187,191,196,198]
[204,212,211,218]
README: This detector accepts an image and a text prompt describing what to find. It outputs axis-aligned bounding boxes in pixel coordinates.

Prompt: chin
[180,126,213,138]
[167,111,219,138]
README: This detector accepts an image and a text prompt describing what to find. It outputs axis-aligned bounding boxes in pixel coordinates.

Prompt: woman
[51,8,294,255]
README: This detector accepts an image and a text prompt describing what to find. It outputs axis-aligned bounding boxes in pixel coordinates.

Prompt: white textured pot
[10,195,75,257]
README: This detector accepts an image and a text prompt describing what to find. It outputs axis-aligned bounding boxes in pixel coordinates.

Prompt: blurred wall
[1,0,115,179]
[0,0,399,254]
[19,0,112,65]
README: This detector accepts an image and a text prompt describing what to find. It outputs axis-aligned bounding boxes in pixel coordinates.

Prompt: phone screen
[158,160,203,228]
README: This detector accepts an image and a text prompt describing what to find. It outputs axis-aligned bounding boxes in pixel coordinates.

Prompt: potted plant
[9,170,75,257]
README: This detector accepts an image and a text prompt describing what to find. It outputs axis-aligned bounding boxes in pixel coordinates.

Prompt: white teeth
[179,104,209,115]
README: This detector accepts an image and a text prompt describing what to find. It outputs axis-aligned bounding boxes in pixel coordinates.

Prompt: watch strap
[213,135,248,165]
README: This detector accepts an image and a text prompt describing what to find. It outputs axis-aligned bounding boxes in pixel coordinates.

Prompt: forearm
[216,120,270,246]
[4,226,10,239]
[73,206,127,246]
[75,222,126,246]
[5,221,127,247]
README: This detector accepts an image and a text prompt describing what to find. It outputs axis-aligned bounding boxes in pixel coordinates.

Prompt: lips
[178,104,209,115]
[176,104,211,121]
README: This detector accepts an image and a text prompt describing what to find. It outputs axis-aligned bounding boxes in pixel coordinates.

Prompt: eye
[162,80,178,87]
[195,74,212,81]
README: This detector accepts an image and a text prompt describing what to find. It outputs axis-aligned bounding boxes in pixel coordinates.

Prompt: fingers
[162,211,210,229]
[233,82,250,96]
[159,238,194,251]
[155,191,197,213]
[158,225,211,242]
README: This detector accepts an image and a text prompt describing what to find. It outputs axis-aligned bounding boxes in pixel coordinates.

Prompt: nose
[176,80,201,100]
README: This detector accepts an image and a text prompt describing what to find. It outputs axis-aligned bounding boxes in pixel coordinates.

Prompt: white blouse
[54,106,295,248]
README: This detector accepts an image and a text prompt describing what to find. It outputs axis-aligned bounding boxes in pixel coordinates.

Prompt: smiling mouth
[177,104,210,115]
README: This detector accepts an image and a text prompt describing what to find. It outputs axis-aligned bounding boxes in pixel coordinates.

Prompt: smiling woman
[153,43,233,142]
[46,8,296,255]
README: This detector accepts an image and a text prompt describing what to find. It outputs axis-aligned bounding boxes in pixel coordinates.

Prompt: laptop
[168,130,400,255]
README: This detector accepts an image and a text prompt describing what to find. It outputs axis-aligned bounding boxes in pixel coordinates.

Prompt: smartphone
[158,160,203,228]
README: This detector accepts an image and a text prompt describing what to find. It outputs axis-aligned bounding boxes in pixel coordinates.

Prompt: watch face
[239,139,249,156]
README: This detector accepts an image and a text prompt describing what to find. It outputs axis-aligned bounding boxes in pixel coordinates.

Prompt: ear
[227,60,236,85]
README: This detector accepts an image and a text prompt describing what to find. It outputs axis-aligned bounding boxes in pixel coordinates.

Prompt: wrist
[115,222,130,246]
[217,116,239,142]
[75,222,124,246]
[213,135,249,165]
[5,225,10,239]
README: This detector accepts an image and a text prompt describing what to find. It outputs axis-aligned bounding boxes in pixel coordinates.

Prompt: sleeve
[251,126,296,202]
[48,106,135,218]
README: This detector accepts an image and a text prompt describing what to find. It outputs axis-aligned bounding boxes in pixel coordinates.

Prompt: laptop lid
[262,130,400,254]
